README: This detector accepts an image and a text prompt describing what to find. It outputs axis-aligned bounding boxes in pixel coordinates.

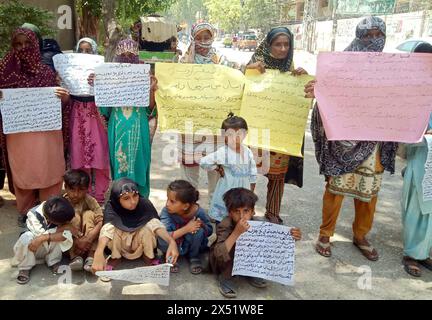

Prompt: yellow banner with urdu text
[241,70,314,157]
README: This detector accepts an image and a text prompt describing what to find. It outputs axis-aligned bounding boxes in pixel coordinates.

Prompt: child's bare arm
[224,219,250,253]
[92,236,110,273]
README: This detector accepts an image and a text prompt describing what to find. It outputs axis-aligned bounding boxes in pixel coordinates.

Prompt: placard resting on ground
[96,263,171,286]
[0,87,61,134]
[232,221,295,286]
[94,63,150,107]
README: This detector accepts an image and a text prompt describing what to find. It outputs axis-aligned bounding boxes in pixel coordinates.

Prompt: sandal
[418,258,432,272]
[218,275,237,298]
[402,256,422,277]
[51,262,62,275]
[16,270,30,285]
[170,263,180,273]
[353,238,379,261]
[315,236,332,257]
[246,276,268,288]
[189,258,203,275]
[69,256,84,271]
[83,257,94,273]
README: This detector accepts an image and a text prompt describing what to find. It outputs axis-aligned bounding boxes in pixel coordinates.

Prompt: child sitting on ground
[91,178,179,278]
[210,188,302,298]
[63,169,104,272]
[200,113,257,223]
[159,180,213,274]
[11,196,77,284]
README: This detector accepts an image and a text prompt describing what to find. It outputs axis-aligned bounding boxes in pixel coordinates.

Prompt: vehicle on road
[223,35,233,48]
[237,33,257,51]
[388,38,432,53]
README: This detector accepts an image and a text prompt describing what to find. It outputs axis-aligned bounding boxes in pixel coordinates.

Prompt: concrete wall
[21,0,76,51]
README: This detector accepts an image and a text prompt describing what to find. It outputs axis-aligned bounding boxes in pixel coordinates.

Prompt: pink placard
[315,52,432,143]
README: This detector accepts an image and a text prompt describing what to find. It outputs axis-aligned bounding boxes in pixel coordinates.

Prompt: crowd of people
[0,15,431,298]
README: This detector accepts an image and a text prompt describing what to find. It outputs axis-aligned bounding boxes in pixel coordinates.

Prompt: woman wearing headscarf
[68,37,110,205]
[91,178,178,275]
[99,39,157,198]
[400,42,432,277]
[305,16,398,261]
[179,22,233,207]
[246,27,308,224]
[0,28,69,216]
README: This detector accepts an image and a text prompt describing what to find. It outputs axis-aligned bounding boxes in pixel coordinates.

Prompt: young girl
[91,178,178,276]
[200,114,257,223]
[246,27,308,225]
[98,39,157,198]
[159,180,213,274]
[0,28,69,218]
[69,38,110,204]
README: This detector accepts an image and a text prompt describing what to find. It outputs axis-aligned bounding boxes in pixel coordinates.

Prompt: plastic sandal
[315,239,332,258]
[69,256,84,271]
[83,257,94,273]
[353,240,379,261]
[16,270,30,285]
[403,257,422,277]
[189,258,203,275]
[218,276,237,298]
[246,276,268,288]
[418,258,432,272]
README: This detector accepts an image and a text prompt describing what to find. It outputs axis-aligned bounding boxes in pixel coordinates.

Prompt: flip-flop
[218,276,237,298]
[353,240,379,261]
[170,263,180,273]
[16,270,30,285]
[403,257,422,277]
[418,258,432,272]
[315,240,332,258]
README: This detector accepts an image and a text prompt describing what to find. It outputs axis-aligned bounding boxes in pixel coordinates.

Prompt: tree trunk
[79,5,99,41]
[102,0,123,62]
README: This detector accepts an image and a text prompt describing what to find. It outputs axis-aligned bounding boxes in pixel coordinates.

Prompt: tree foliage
[0,0,56,57]
[165,0,207,27]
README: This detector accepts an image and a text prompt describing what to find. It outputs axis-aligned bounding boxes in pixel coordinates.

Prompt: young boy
[63,169,104,272]
[210,188,302,298]
[12,196,77,284]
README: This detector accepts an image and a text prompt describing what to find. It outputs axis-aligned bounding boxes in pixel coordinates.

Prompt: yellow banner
[155,63,245,132]
[241,70,314,157]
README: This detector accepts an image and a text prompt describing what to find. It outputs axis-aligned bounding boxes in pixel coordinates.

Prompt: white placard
[232,221,295,286]
[53,53,104,96]
[94,63,150,107]
[0,87,61,134]
[96,263,171,286]
[422,135,432,201]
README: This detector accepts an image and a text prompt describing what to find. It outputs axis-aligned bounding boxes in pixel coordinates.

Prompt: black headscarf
[249,27,294,72]
[103,178,159,232]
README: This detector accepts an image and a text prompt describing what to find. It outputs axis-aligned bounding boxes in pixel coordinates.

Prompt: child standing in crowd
[159,180,213,274]
[400,41,432,277]
[11,196,77,284]
[0,28,69,220]
[63,169,103,272]
[99,39,157,198]
[69,37,110,205]
[91,178,178,276]
[210,188,302,298]
[200,114,257,223]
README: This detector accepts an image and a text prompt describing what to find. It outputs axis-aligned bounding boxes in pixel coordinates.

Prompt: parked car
[237,33,257,51]
[389,38,432,53]
[223,35,233,48]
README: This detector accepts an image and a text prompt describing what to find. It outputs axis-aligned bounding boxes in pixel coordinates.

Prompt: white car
[390,38,432,53]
